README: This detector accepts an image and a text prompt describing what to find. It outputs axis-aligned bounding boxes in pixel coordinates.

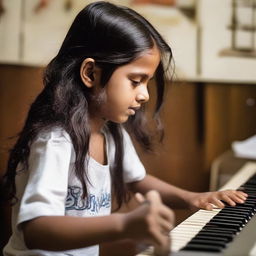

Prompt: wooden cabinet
[204,84,256,170]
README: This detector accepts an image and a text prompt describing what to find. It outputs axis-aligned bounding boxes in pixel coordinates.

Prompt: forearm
[22,190,174,254]
[23,213,125,251]
[129,174,195,209]
[129,175,248,211]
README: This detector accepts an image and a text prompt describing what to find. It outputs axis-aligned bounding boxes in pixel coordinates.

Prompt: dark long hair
[1,1,173,209]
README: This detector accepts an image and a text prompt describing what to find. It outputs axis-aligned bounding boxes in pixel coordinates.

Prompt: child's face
[95,45,161,124]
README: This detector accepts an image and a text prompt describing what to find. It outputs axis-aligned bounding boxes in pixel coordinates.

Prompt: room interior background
[1,0,256,252]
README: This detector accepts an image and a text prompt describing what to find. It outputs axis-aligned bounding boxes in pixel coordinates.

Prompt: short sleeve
[121,127,146,183]
[17,129,73,226]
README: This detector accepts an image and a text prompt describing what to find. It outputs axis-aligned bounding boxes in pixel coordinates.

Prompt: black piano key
[212,215,247,224]
[244,198,256,202]
[245,174,256,182]
[205,220,243,229]
[182,244,223,252]
[239,188,256,195]
[217,211,249,216]
[238,186,256,190]
[223,206,255,213]
[240,200,256,205]
[194,235,230,242]
[217,212,250,219]
[246,177,256,184]
[245,194,256,197]
[220,211,253,220]
[204,224,240,233]
[197,231,234,239]
[201,228,236,235]
[220,210,253,219]
[244,182,256,186]
[203,226,237,232]
[243,185,256,190]
[236,201,256,206]
[241,188,256,192]
[219,209,251,215]
[220,208,252,214]
[211,215,244,223]
[186,239,227,248]
[225,205,255,210]
[208,222,243,230]
[220,214,249,221]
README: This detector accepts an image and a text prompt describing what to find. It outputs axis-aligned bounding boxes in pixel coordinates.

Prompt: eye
[131,80,141,86]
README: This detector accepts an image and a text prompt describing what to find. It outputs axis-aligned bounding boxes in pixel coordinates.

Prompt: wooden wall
[0,65,44,252]
[1,64,256,252]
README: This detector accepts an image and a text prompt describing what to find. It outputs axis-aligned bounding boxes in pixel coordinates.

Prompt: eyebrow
[128,72,154,80]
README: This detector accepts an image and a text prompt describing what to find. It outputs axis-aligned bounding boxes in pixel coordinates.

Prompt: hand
[187,190,248,211]
[123,190,174,256]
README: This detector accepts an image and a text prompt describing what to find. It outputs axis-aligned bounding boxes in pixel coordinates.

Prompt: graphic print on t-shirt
[65,186,111,214]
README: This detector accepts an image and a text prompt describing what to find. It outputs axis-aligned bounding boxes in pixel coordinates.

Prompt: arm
[23,190,174,255]
[129,174,192,209]
[129,174,248,210]
[23,214,124,251]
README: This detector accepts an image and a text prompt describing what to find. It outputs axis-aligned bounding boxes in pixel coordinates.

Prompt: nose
[136,86,149,104]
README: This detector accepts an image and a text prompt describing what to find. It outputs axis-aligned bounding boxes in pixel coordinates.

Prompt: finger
[234,191,248,201]
[204,203,213,211]
[223,190,248,200]
[145,190,162,205]
[211,197,226,208]
[199,200,214,210]
[158,205,175,226]
[236,191,248,200]
[149,227,169,249]
[236,191,248,198]
[228,194,246,204]
[158,218,173,235]
[221,194,236,206]
[135,192,146,204]
[146,191,175,226]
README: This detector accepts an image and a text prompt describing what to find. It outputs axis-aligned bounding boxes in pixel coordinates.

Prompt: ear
[80,58,96,88]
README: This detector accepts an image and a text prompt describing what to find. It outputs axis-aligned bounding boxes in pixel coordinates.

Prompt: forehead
[116,46,161,77]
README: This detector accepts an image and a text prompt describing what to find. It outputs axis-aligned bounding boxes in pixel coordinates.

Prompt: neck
[89,116,106,134]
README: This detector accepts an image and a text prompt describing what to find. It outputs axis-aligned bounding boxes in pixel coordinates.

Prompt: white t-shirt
[3,126,146,256]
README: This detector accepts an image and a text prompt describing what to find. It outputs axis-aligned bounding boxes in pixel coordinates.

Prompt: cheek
[106,93,125,109]
[106,81,132,104]
[90,90,107,109]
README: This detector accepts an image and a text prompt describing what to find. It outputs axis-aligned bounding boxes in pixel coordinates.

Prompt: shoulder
[35,127,72,143]
[30,127,73,153]
[28,127,74,161]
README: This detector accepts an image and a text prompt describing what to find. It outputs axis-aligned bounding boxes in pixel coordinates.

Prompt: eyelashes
[130,80,141,86]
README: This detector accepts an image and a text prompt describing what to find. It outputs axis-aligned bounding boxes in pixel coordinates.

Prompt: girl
[2,1,247,256]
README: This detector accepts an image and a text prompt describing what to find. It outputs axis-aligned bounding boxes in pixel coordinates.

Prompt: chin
[110,116,129,124]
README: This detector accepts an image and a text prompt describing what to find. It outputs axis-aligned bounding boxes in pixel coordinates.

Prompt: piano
[137,162,256,256]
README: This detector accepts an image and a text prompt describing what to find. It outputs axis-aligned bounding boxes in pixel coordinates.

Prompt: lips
[128,109,135,115]
[128,106,140,115]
